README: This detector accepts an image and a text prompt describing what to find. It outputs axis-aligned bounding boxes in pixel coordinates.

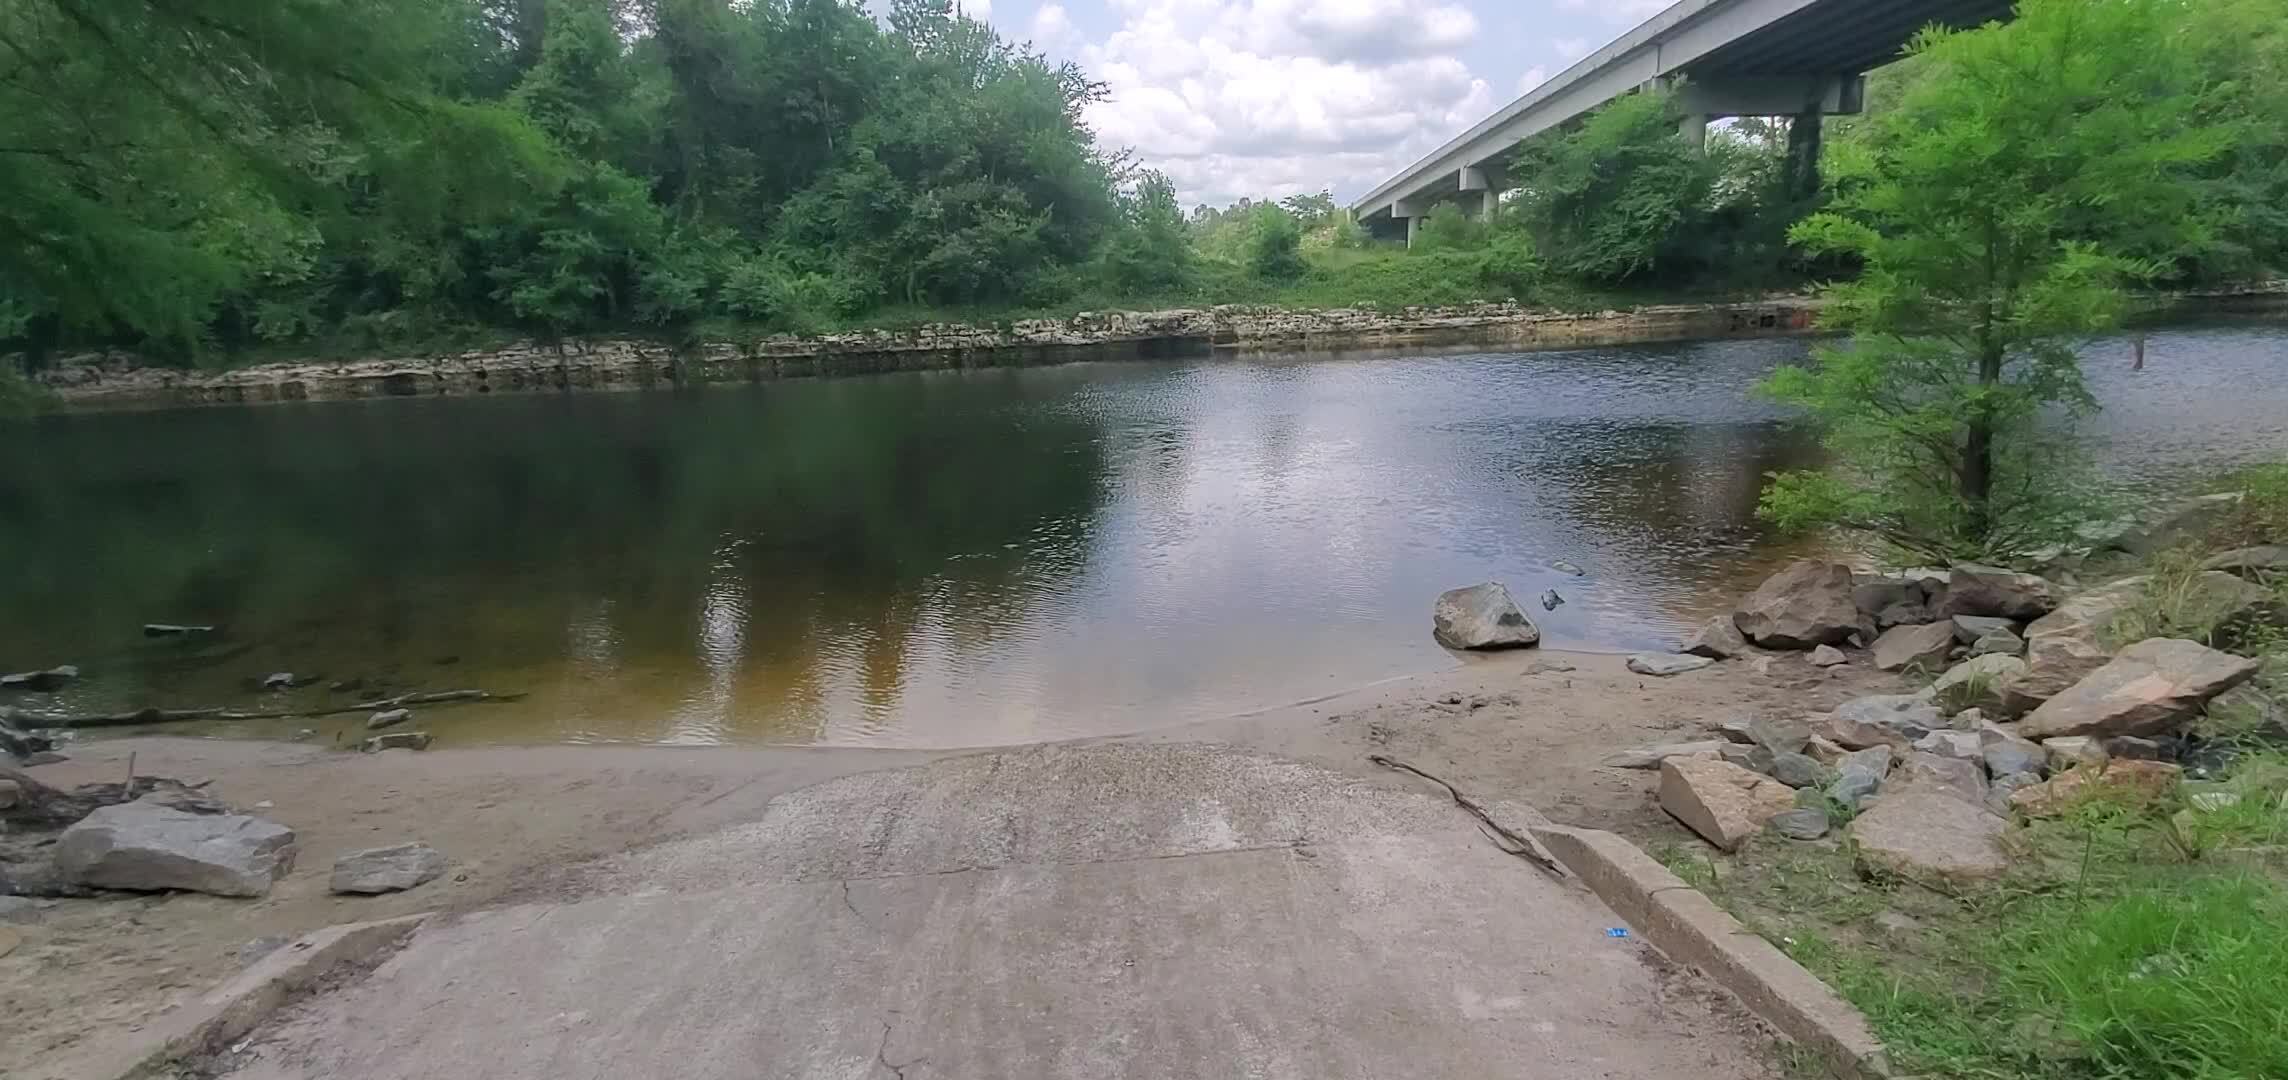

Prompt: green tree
[1508,90,1715,284]
[1760,0,2238,559]
[1102,171,1195,294]
[1246,206,1307,282]
[1412,204,1485,253]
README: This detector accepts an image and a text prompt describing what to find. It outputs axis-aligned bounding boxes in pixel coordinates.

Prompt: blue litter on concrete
[1605,928,1630,938]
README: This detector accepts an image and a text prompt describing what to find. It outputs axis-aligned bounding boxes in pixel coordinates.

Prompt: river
[4,322,2285,747]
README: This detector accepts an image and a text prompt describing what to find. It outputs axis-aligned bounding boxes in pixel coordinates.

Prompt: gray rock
[1680,616,1749,659]
[1852,576,1922,618]
[1893,751,1989,806]
[2206,684,2285,737]
[1950,614,2017,645]
[2041,736,2108,773]
[1987,771,2046,815]
[2202,545,2288,578]
[366,708,413,731]
[1849,790,2011,885]
[1719,743,1776,775]
[1627,653,1715,677]
[2019,638,2260,739]
[0,895,43,923]
[2104,735,2168,761]
[1734,560,1862,650]
[53,802,296,897]
[0,665,80,692]
[1540,589,1564,611]
[330,843,447,895]
[1809,644,1849,668]
[1769,752,1829,789]
[1819,695,1942,750]
[1911,730,1983,761]
[1969,627,2026,658]
[2015,577,2148,706]
[1943,564,2060,620]
[1599,741,1728,769]
[2103,492,2244,556]
[1705,717,1757,744]
[1767,808,1830,840]
[1929,655,2032,716]
[1828,746,1894,810]
[1747,715,1811,756]
[360,731,433,753]
[1979,725,2046,778]
[1659,758,1797,851]
[1431,583,1541,651]
[1549,559,1586,577]
[1875,601,1933,629]
[1873,622,1957,673]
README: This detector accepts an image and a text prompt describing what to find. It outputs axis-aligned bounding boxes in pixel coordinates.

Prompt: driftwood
[6,689,521,731]
[1,765,108,827]
[1368,754,1567,880]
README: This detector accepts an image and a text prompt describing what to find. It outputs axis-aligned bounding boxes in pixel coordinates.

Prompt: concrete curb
[1527,825,1893,1079]
[77,912,431,1080]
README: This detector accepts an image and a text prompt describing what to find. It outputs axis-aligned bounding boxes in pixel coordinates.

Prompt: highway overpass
[1351,0,2016,242]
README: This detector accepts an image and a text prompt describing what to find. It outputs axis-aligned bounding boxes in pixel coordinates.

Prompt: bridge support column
[1677,111,1709,153]
[1457,166,1504,221]
[1783,105,1822,200]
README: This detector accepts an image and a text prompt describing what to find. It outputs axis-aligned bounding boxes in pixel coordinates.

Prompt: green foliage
[2221,462,2288,547]
[1100,171,1195,295]
[1246,207,1307,282]
[1507,91,1716,284]
[1411,204,1484,253]
[1759,0,2237,561]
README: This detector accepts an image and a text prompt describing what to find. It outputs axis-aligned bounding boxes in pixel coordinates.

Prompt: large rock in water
[331,843,448,895]
[1431,583,1541,650]
[1658,757,1796,852]
[2019,638,2260,739]
[1942,564,2059,620]
[1680,616,1748,659]
[1872,622,1957,672]
[1734,560,1861,649]
[54,802,296,897]
[1848,791,2010,885]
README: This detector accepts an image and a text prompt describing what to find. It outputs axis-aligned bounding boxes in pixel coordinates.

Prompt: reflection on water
[2,323,2284,747]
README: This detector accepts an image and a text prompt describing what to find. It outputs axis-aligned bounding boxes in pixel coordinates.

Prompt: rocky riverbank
[38,299,1826,409]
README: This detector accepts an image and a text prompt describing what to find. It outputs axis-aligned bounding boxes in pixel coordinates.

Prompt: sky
[952,0,1675,209]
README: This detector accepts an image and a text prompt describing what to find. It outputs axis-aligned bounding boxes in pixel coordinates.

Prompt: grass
[1659,751,2288,1080]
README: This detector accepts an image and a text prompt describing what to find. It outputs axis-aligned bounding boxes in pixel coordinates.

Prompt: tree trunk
[1962,342,2005,539]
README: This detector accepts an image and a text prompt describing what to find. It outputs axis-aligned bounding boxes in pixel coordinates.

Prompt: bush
[1412,204,1485,253]
[1247,207,1307,282]
[1477,232,1542,299]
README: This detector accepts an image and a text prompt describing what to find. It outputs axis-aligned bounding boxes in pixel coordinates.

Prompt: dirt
[0,645,1904,1080]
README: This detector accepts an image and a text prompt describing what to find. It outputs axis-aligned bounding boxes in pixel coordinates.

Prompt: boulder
[1979,725,2046,778]
[1819,695,1943,750]
[360,731,434,753]
[1969,627,2026,658]
[1950,614,2017,645]
[1734,561,1861,649]
[2103,735,2169,761]
[1599,740,1730,769]
[1943,564,2059,620]
[2041,736,2108,773]
[1986,771,2046,816]
[1911,730,1982,761]
[365,708,413,731]
[53,802,296,897]
[1431,583,1541,650]
[0,665,79,692]
[1928,655,2031,716]
[330,843,447,895]
[2103,492,2244,556]
[2202,545,2287,578]
[1873,623,1957,673]
[1809,645,1848,668]
[1746,715,1811,756]
[2018,638,2260,739]
[1658,757,1797,851]
[1852,576,1922,618]
[1849,790,2010,885]
[1767,808,1831,841]
[1627,653,1715,677]
[1828,746,1894,811]
[1705,717,1756,744]
[1875,601,1933,629]
[1804,735,1848,765]
[1892,751,1988,806]
[2016,577,2148,704]
[1680,616,1749,659]
[1768,752,1829,789]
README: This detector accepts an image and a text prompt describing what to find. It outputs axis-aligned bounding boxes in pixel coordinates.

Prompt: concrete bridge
[1351,0,2015,243]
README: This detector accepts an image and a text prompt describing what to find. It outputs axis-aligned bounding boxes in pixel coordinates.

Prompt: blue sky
[953,0,1673,207]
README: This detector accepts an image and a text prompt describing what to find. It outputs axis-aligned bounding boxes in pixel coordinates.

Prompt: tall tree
[1760,0,2238,558]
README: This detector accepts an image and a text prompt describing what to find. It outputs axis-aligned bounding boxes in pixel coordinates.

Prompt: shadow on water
[2,322,2282,747]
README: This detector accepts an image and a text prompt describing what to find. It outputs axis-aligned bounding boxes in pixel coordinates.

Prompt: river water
[4,322,2285,748]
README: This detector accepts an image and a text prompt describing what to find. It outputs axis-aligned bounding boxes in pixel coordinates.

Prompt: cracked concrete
[219,743,1779,1079]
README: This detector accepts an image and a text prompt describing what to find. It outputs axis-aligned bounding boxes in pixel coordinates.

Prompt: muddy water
[3,323,2284,748]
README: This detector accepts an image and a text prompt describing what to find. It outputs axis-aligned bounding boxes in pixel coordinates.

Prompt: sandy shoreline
[0,646,1904,1079]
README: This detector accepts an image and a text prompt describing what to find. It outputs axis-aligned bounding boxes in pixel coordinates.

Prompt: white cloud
[958,0,992,21]
[1553,36,1590,61]
[1079,0,1499,206]
[1027,2,1077,51]
[1516,66,1548,95]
